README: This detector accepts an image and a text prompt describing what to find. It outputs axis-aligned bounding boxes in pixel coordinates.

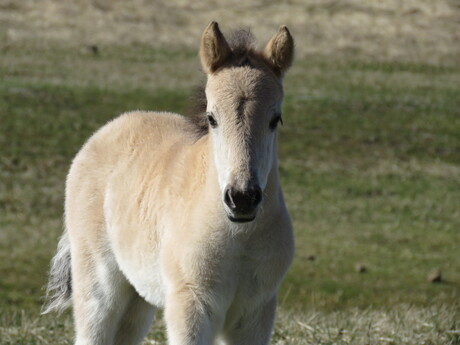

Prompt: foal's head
[199,22,294,223]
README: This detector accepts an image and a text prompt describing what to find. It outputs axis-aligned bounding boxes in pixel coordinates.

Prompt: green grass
[278,58,460,310]
[1,41,459,343]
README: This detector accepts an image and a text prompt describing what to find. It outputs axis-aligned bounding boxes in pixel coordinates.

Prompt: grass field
[1,1,460,344]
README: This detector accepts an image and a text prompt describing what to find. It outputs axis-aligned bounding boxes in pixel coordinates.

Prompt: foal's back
[65,111,200,252]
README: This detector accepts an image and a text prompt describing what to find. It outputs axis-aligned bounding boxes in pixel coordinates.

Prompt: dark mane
[186,29,265,139]
[187,84,209,138]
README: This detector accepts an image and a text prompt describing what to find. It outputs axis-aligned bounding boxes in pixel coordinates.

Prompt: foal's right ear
[263,25,294,77]
[200,21,232,74]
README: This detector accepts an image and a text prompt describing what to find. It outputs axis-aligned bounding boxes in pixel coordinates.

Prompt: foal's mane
[187,29,269,138]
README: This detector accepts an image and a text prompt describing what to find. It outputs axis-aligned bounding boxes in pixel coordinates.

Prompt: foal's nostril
[224,187,236,209]
[251,186,262,206]
[223,185,263,214]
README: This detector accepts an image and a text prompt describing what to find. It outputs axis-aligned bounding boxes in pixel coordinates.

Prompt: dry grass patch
[273,305,460,345]
[1,0,460,64]
[1,306,458,345]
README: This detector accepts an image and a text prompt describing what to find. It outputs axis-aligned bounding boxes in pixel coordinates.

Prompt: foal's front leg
[222,295,277,345]
[164,286,223,345]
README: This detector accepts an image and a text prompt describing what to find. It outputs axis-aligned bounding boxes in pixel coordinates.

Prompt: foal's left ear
[200,21,232,74]
[263,26,294,77]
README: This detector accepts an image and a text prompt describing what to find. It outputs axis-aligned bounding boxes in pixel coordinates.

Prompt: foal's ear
[263,26,294,77]
[200,21,232,74]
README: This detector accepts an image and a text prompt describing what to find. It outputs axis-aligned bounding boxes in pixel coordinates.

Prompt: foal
[43,22,295,345]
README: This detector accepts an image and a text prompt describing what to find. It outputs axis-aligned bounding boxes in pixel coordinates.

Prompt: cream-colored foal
[43,22,295,345]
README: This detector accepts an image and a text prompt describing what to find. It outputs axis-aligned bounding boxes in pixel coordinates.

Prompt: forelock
[227,29,256,57]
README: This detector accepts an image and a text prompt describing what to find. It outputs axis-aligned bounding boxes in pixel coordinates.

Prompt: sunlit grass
[1,306,458,345]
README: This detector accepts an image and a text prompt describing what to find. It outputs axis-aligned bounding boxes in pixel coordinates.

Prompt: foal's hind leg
[72,244,154,345]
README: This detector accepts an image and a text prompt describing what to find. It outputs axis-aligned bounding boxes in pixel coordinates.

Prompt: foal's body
[44,22,295,345]
[68,112,292,344]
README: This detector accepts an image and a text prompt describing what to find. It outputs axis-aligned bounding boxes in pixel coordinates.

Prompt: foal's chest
[227,233,290,308]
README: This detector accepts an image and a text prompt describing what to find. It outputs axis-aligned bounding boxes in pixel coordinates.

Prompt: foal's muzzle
[223,185,262,223]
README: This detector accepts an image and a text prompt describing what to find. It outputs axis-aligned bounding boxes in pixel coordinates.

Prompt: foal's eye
[207,112,218,128]
[269,115,283,131]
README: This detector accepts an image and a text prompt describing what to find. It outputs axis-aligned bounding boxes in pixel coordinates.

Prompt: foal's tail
[41,231,72,315]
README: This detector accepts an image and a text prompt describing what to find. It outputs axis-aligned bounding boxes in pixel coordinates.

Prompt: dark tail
[41,231,72,315]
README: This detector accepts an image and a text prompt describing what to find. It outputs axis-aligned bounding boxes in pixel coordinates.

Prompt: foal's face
[206,67,284,222]
[200,22,294,222]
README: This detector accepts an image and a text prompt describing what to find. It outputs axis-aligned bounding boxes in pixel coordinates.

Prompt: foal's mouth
[227,214,256,223]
